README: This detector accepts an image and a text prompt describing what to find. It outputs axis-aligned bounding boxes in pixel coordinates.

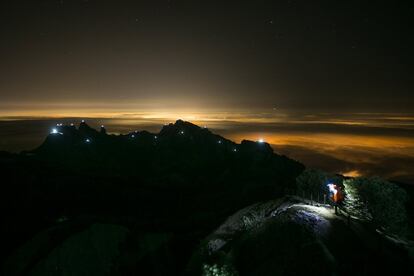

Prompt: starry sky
[1,0,413,111]
[0,1,414,183]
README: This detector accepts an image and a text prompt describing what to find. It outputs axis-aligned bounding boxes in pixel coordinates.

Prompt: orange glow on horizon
[0,109,414,182]
[341,170,362,178]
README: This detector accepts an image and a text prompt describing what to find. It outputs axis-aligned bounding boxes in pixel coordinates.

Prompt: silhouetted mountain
[1,120,305,275]
[32,120,303,199]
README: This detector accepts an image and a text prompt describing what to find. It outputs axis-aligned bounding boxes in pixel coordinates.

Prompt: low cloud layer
[1,113,413,184]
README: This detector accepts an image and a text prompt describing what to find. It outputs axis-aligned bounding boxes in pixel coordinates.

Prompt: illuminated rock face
[204,196,333,256]
[190,195,410,276]
[189,196,339,275]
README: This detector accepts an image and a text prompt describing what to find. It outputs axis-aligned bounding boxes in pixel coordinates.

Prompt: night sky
[1,1,414,183]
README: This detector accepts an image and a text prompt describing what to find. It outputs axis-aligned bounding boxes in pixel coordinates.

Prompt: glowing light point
[233,148,237,152]
[70,123,74,126]
[51,128,58,134]
[154,135,158,139]
[85,138,91,143]
[180,130,184,134]
[101,125,104,128]
[327,183,338,195]
[81,120,85,123]
[258,139,265,143]
[218,140,222,144]
[131,134,135,138]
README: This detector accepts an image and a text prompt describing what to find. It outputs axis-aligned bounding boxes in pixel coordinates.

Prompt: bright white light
[258,139,264,143]
[218,140,222,144]
[101,125,104,128]
[233,148,237,152]
[154,135,158,139]
[294,204,335,219]
[70,123,74,126]
[85,138,91,143]
[180,130,184,134]
[81,120,85,123]
[131,135,135,138]
[51,128,58,134]
[327,183,338,195]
